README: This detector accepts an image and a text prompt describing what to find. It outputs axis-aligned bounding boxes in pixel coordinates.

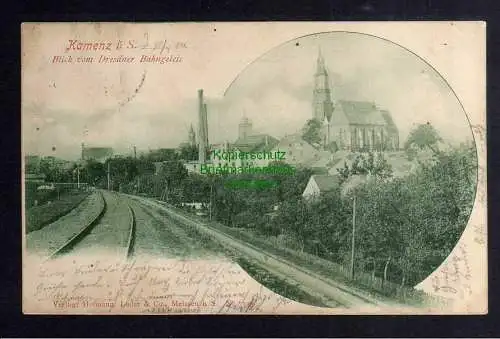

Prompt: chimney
[198,89,207,163]
[81,143,85,160]
[203,103,209,147]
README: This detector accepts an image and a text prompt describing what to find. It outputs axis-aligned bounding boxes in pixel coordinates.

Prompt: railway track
[47,190,136,261]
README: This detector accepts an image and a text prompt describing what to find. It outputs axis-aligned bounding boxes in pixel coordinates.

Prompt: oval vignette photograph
[213,31,478,308]
[21,23,484,315]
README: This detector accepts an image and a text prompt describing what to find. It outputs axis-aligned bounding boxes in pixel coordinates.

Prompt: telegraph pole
[107,161,111,190]
[350,195,356,279]
[209,183,213,221]
[77,166,80,189]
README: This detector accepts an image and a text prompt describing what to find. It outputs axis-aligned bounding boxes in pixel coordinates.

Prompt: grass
[25,191,90,233]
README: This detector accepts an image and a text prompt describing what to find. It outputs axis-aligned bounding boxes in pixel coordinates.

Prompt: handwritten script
[430,244,473,300]
[24,256,297,314]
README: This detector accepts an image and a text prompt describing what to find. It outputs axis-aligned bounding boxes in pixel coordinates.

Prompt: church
[313,49,399,152]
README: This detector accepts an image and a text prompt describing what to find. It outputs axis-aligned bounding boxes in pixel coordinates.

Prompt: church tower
[188,124,196,146]
[322,116,330,146]
[238,113,253,140]
[312,48,334,122]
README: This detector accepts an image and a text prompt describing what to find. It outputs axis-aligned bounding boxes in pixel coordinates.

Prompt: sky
[22,25,474,160]
[213,33,473,146]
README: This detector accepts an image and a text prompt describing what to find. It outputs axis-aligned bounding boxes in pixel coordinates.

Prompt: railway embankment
[25,190,105,258]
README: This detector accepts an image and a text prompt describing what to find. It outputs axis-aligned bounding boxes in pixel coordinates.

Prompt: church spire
[188,123,196,146]
[316,46,327,76]
[312,46,334,122]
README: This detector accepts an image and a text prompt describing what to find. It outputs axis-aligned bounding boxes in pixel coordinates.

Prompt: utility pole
[107,161,111,190]
[77,166,80,189]
[350,195,356,279]
[133,145,137,159]
[209,183,213,221]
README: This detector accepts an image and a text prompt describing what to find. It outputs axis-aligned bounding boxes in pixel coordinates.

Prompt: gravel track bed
[68,191,133,257]
[25,191,105,257]
[129,199,219,259]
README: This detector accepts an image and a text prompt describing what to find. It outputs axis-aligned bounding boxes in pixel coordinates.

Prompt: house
[183,160,203,174]
[302,174,340,200]
[270,134,319,166]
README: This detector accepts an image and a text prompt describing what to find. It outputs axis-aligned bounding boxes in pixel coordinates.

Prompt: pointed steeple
[312,46,334,122]
[188,123,196,146]
[316,47,328,76]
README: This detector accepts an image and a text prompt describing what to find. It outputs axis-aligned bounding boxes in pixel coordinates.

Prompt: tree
[82,160,106,186]
[145,148,179,162]
[276,166,313,201]
[179,144,198,161]
[337,152,393,184]
[274,198,313,252]
[404,122,443,154]
[157,160,188,201]
[136,158,156,175]
[104,157,139,191]
[302,118,323,146]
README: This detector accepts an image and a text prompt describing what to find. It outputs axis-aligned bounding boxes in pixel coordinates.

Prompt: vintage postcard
[21,22,486,315]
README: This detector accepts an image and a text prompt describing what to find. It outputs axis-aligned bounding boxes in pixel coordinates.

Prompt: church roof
[337,100,388,126]
[311,174,340,192]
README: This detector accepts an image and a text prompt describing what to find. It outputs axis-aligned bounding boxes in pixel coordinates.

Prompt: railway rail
[46,190,136,261]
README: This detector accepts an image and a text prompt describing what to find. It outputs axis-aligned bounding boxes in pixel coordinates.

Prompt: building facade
[270,134,319,166]
[302,174,340,200]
